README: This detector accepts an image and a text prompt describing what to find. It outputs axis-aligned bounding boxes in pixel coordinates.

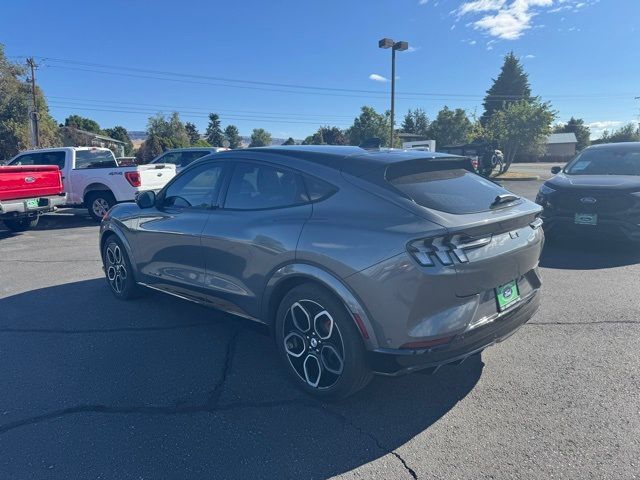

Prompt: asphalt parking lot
[1,179,639,480]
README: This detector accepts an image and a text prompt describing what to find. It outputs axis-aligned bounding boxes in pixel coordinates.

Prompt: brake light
[408,235,492,266]
[125,171,141,187]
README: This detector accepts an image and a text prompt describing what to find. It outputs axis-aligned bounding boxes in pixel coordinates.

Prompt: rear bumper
[543,213,640,242]
[0,194,66,218]
[368,289,540,376]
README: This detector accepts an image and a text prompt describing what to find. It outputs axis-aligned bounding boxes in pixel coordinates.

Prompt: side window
[224,163,307,210]
[10,152,65,168]
[162,163,224,210]
[181,151,210,167]
[303,176,337,202]
[75,150,117,169]
[156,152,181,165]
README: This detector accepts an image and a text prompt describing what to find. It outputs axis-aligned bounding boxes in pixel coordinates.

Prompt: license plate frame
[496,280,520,312]
[574,213,598,225]
[24,198,39,210]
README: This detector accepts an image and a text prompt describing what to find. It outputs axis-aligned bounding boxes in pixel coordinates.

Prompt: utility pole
[26,58,40,148]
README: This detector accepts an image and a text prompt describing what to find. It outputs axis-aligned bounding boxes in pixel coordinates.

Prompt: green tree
[249,128,272,147]
[485,100,556,171]
[600,123,640,143]
[554,117,590,151]
[0,45,59,159]
[185,122,201,145]
[346,106,392,146]
[401,108,429,136]
[282,137,296,145]
[224,124,243,149]
[146,112,190,147]
[481,52,532,125]
[307,126,348,145]
[64,115,101,133]
[205,113,225,147]
[135,135,173,164]
[103,126,134,156]
[428,107,472,147]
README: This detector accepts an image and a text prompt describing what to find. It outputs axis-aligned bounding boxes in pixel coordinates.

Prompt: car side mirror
[136,190,156,209]
[551,166,562,174]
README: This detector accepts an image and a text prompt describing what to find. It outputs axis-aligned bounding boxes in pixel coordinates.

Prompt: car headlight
[538,184,556,196]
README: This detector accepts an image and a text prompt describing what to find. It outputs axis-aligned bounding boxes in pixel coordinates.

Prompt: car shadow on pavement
[0,278,483,479]
[540,236,640,270]
[0,210,96,238]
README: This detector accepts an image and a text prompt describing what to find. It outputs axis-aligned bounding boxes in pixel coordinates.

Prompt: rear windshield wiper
[491,193,520,207]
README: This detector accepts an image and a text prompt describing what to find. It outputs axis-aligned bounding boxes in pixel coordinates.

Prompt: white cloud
[369,73,388,83]
[587,120,623,139]
[418,0,429,4]
[407,45,420,53]
[456,0,593,40]
[524,54,535,58]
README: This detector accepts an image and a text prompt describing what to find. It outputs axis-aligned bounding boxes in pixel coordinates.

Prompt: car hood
[547,173,640,191]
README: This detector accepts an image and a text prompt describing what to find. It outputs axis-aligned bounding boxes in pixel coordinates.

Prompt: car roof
[221,145,463,177]
[586,142,640,151]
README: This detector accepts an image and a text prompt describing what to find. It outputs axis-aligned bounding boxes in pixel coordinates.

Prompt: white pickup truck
[8,147,176,220]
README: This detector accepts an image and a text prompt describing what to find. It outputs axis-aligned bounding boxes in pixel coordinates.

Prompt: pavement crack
[320,406,418,479]
[207,329,241,407]
[0,323,216,335]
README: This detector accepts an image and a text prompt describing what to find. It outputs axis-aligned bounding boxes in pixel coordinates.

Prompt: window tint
[303,176,336,201]
[565,147,640,176]
[225,163,307,210]
[163,164,224,209]
[75,150,117,169]
[10,151,65,169]
[387,167,512,214]
[180,151,210,167]
[154,152,181,165]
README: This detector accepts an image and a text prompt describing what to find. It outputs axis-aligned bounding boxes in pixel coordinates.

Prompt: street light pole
[379,38,408,148]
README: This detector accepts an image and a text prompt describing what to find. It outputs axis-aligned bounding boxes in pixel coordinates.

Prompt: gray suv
[100,146,543,399]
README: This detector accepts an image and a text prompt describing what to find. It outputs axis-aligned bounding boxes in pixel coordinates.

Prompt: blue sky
[1,0,638,139]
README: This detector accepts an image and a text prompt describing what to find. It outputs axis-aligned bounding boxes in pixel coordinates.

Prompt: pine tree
[554,117,590,151]
[205,113,225,147]
[401,110,416,133]
[481,52,532,125]
[224,125,242,149]
[185,122,200,145]
[282,137,295,145]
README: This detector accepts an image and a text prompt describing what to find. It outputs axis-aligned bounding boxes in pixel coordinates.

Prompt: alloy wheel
[283,299,345,389]
[92,198,110,218]
[105,243,128,294]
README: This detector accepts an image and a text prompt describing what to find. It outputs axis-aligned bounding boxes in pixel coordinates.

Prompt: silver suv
[100,146,543,399]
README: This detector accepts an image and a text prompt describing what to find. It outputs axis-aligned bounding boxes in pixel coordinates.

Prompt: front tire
[102,236,141,300]
[275,283,372,400]
[3,216,39,232]
[87,191,116,222]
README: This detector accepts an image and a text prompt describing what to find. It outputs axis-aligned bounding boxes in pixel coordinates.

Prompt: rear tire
[3,216,39,232]
[87,191,116,222]
[275,283,372,400]
[102,236,142,300]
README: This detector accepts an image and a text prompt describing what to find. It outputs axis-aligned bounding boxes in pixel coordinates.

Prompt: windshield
[565,147,640,176]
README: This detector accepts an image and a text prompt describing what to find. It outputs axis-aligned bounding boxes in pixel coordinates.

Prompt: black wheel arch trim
[262,263,381,350]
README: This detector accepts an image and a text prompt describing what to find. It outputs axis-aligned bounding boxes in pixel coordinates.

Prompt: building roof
[546,133,577,145]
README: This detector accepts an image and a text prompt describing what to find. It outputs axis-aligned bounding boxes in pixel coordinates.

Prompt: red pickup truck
[0,165,66,231]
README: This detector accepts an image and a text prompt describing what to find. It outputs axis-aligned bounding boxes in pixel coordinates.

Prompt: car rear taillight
[408,235,492,267]
[125,171,141,187]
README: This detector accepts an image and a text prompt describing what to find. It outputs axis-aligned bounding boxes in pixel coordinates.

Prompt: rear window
[565,147,640,176]
[75,149,117,169]
[387,167,512,214]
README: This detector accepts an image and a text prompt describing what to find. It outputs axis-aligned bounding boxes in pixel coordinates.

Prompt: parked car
[116,156,137,166]
[99,146,544,399]
[8,147,176,221]
[536,142,640,242]
[0,165,65,231]
[438,143,504,177]
[149,147,229,172]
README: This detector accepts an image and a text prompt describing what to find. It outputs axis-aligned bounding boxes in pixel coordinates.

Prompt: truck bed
[0,165,64,201]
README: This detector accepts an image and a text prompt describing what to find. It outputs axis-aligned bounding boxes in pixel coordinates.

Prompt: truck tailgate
[138,164,176,190]
[0,165,64,201]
